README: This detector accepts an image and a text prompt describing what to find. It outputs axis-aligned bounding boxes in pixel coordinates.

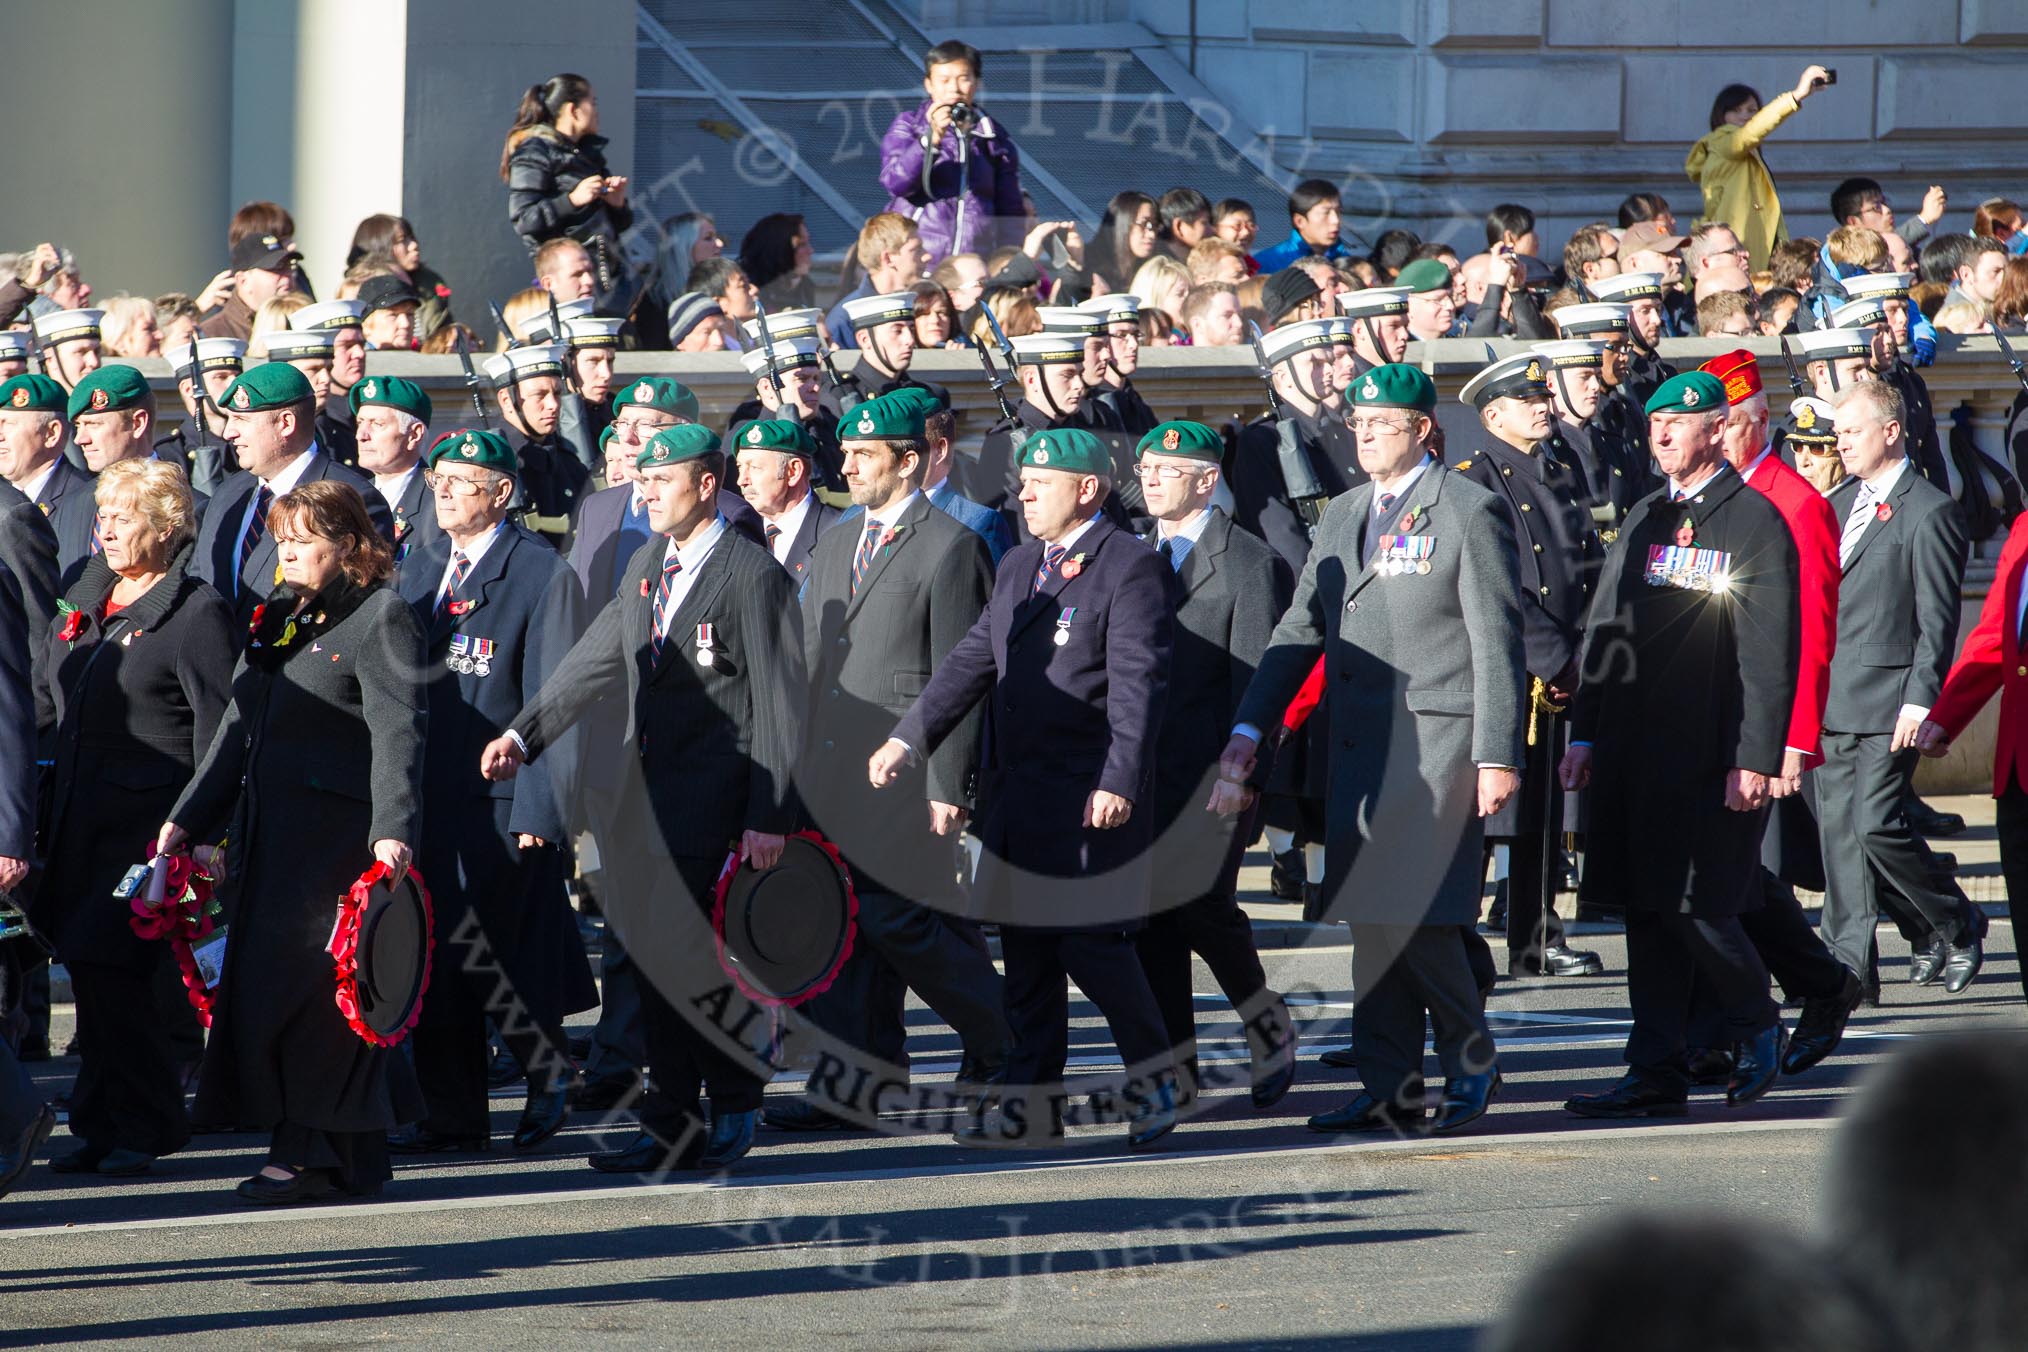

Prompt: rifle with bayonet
[490,300,523,350]
[1993,325,2028,393]
[752,295,798,429]
[973,305,1022,426]
[1247,320,1329,531]
[1777,333,1808,396]
[453,326,495,431]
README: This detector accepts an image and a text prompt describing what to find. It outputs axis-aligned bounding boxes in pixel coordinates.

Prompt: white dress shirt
[435,521,505,606]
[762,490,814,564]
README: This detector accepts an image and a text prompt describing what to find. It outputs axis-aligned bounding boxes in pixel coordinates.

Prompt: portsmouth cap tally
[1794,327,1873,361]
[1460,352,1552,409]
[348,374,433,424]
[1079,293,1140,326]
[167,337,248,375]
[1830,296,1890,330]
[1550,301,1632,336]
[33,308,103,347]
[613,375,699,421]
[1259,318,1336,364]
[1787,396,1838,445]
[1009,332,1084,365]
[261,327,336,361]
[1840,271,1915,303]
[1339,286,1410,319]
[1018,427,1108,474]
[481,344,566,388]
[293,299,365,332]
[740,335,822,377]
[1136,419,1223,463]
[1353,363,1438,414]
[841,391,926,441]
[523,297,595,345]
[843,291,918,330]
[1322,316,1355,345]
[1589,271,1665,303]
[562,315,625,349]
[639,422,721,470]
[218,360,315,412]
[1038,305,1108,338]
[1643,370,1728,417]
[740,307,822,345]
[1395,258,1453,294]
[1532,338,1609,371]
[66,364,152,419]
[0,373,66,414]
[737,417,820,458]
[428,427,517,476]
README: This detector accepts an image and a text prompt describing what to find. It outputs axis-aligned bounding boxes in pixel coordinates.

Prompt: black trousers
[1493,719,1569,963]
[583,925,646,1084]
[66,958,192,1158]
[1990,780,2028,1002]
[1350,924,1496,1106]
[408,921,574,1137]
[1000,927,1173,1120]
[1624,909,1776,1094]
[270,1119,388,1195]
[1686,869,1848,1048]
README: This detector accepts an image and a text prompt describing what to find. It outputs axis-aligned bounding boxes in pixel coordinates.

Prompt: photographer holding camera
[1685,64,1835,272]
[879,41,1025,266]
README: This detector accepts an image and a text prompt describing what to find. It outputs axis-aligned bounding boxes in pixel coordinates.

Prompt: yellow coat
[1684,91,1801,272]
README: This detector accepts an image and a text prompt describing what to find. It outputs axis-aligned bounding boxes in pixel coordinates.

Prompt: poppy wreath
[327,862,435,1047]
[127,845,223,1026]
[709,830,860,1009]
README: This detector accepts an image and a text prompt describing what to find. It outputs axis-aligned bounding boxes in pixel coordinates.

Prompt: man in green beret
[68,366,168,481]
[191,362,394,627]
[483,418,807,1177]
[350,376,440,568]
[1561,369,1801,1119]
[1133,419,1299,1110]
[0,374,93,580]
[1399,258,1457,342]
[1219,362,1527,1136]
[875,424,1183,1150]
[733,417,838,587]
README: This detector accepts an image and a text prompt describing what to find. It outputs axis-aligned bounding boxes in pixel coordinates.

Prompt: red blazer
[1931,509,2028,795]
[1744,452,1838,764]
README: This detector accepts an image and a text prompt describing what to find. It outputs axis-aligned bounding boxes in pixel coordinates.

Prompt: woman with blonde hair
[1128,254,1192,321]
[99,296,162,358]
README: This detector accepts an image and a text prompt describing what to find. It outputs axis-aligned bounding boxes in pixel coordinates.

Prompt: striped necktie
[764,522,782,554]
[436,551,471,619]
[89,520,103,556]
[851,522,882,594]
[650,549,683,663]
[1033,544,1068,596]
[237,484,273,593]
[1839,484,1878,568]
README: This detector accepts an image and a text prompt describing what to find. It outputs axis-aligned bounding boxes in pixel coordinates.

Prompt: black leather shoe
[1565,1075,1688,1119]
[1269,848,1304,900]
[572,1074,642,1112]
[49,1141,109,1174]
[486,1045,524,1089]
[1510,944,1605,978]
[1301,881,1327,922]
[1930,851,1959,875]
[1859,971,1881,1007]
[0,1104,56,1201]
[697,1110,758,1169]
[387,1124,489,1154]
[16,1039,49,1063]
[1783,971,1863,1075]
[589,1130,700,1174]
[1317,1044,1357,1070]
[1432,1072,1501,1134]
[1685,1047,1734,1086]
[1909,937,1948,985]
[1942,936,1984,994]
[236,1167,337,1205]
[762,1099,858,1132]
[95,1147,154,1177]
[1908,797,1964,837]
[954,1100,1064,1148]
[512,1083,573,1151]
[1308,1092,1425,1134]
[1727,1024,1786,1106]
[1484,878,1508,933]
[1127,1080,1179,1150]
[1250,999,1299,1109]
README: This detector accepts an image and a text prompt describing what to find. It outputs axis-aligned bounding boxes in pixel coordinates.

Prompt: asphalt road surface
[4,913,2021,1349]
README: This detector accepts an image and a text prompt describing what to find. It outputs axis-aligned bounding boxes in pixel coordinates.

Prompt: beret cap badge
[9,388,25,408]
[1361,377,1379,398]
[1162,427,1180,450]
[232,386,250,409]
[634,381,654,402]
[857,413,874,434]
[90,388,108,410]
[363,379,378,398]
[1795,404,1816,429]
[747,426,762,444]
[1683,386,1700,407]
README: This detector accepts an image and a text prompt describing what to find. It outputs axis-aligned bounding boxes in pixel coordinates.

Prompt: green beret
[883,384,947,414]
[735,418,818,460]
[638,423,721,471]
[842,391,927,441]
[612,375,699,423]
[427,428,518,478]
[217,361,313,414]
[1018,427,1109,475]
[1352,363,1438,414]
[0,374,67,416]
[1644,371,1728,418]
[348,375,433,425]
[66,364,152,420]
[1396,258,1453,294]
[1136,419,1222,463]
[598,423,615,454]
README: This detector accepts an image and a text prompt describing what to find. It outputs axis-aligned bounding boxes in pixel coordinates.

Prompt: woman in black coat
[33,459,233,1177]
[161,480,428,1204]
[501,72,636,315]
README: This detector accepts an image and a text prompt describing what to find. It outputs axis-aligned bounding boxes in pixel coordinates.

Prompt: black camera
[1815,68,1837,87]
[949,101,981,130]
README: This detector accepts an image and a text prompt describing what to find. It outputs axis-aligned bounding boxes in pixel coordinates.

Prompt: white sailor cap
[740,335,822,377]
[740,307,823,344]
[1531,338,1610,370]
[842,290,918,330]
[165,337,248,374]
[1009,333,1086,365]
[1321,316,1355,344]
[1550,302,1632,336]
[522,299,596,346]
[33,308,103,347]
[1079,293,1140,326]
[562,315,625,349]
[1830,296,1890,330]
[292,300,365,332]
[1794,327,1873,361]
[1338,287,1410,319]
[1460,352,1552,409]
[1839,271,1915,303]
[0,330,34,362]
[1588,271,1665,303]
[1258,318,1337,365]
[481,343,567,388]
[1787,396,1838,443]
[1037,305,1108,338]
[261,328,336,361]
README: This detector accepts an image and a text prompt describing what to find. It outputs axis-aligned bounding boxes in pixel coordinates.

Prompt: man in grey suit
[1218,364,1526,1136]
[770,390,1012,1131]
[733,418,840,592]
[1817,380,1985,993]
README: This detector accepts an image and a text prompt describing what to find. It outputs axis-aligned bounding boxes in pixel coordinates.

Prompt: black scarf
[243,576,379,671]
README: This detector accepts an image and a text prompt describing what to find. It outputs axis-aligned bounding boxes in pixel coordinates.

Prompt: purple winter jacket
[879,99,1024,263]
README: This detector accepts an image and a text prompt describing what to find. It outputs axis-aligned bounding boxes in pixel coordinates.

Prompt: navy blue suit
[32,458,96,589]
[770,496,841,595]
[191,449,395,628]
[399,524,598,1135]
[381,466,446,578]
